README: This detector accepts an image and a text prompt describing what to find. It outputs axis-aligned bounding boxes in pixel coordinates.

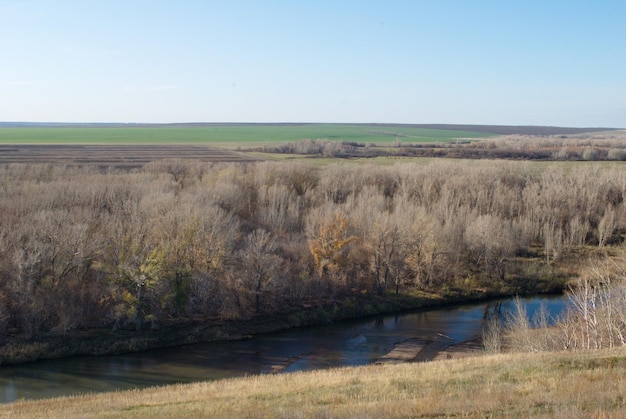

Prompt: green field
[0,124,492,146]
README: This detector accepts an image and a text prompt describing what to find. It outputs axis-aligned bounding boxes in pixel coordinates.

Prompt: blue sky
[1,0,624,127]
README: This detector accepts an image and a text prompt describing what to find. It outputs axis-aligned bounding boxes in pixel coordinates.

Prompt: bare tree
[465,214,517,279]
[597,205,618,247]
[238,229,282,314]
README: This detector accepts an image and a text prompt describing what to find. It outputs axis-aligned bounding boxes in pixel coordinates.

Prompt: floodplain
[2,122,626,417]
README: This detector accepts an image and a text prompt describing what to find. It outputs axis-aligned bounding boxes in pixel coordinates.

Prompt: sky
[1,0,625,127]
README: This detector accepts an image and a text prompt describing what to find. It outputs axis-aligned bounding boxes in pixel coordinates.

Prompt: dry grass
[4,347,625,418]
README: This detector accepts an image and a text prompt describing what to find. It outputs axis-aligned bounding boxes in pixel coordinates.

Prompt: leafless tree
[239,229,282,313]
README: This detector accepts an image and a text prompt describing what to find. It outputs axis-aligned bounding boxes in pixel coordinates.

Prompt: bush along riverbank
[0,292,438,365]
[0,279,565,366]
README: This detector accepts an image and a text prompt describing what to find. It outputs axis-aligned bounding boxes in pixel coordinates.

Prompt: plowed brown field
[0,144,260,168]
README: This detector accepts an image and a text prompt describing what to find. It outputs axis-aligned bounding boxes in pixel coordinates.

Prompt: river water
[0,295,566,403]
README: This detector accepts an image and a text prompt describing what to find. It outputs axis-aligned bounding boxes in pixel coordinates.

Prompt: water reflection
[0,295,565,403]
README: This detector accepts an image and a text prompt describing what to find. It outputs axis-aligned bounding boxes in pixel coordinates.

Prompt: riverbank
[0,288,558,366]
[4,346,625,417]
[376,336,484,364]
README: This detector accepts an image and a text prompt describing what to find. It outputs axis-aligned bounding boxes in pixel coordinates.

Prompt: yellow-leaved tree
[307,211,356,281]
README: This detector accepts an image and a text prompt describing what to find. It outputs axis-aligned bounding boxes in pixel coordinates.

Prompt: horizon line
[0,121,621,130]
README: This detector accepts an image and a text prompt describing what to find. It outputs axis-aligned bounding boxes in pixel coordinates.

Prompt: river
[0,295,566,403]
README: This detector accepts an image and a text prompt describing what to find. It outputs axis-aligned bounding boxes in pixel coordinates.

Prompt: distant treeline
[352,123,615,136]
[0,159,624,337]
[259,131,626,161]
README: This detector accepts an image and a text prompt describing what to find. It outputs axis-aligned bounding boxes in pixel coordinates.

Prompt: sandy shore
[376,335,484,364]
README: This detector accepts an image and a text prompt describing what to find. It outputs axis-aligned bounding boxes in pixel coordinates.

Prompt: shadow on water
[0,294,566,403]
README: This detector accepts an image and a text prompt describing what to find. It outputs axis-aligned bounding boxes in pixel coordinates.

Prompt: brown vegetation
[4,347,625,417]
[1,158,625,363]
[491,252,626,354]
[259,130,626,161]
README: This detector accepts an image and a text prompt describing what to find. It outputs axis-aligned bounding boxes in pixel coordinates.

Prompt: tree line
[258,131,626,161]
[0,159,624,337]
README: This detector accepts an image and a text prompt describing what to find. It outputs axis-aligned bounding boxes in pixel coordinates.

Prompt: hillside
[4,347,625,417]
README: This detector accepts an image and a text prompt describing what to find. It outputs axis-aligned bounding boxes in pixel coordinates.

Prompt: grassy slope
[4,347,625,418]
[0,124,492,146]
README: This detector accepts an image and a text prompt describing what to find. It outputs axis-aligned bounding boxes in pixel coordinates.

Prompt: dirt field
[0,144,261,168]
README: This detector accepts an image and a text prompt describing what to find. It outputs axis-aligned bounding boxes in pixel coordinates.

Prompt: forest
[0,158,624,342]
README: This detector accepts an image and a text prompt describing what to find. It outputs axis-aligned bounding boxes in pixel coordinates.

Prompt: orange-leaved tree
[308,211,356,279]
